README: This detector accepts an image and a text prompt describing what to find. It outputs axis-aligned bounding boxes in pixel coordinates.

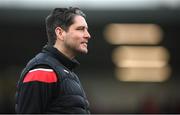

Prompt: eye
[77,27,84,30]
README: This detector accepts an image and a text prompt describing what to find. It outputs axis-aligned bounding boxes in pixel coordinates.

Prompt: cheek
[70,35,82,44]
[66,32,82,45]
[66,36,80,47]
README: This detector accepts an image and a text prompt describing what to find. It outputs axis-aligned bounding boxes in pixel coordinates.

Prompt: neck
[53,43,76,60]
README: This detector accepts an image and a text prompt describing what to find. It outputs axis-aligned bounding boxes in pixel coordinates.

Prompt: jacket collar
[42,45,80,70]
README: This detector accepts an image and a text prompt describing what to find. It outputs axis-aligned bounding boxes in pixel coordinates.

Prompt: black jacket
[15,45,90,114]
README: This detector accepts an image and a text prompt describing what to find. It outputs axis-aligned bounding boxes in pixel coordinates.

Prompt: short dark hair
[45,7,86,46]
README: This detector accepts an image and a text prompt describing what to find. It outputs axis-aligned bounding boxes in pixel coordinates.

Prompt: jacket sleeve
[16,66,58,113]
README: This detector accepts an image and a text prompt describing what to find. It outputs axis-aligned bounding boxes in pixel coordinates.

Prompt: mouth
[81,42,88,47]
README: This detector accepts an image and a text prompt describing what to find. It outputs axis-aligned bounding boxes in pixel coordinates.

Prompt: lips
[81,41,88,47]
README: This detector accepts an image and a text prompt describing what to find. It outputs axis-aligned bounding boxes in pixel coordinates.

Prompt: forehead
[71,15,88,27]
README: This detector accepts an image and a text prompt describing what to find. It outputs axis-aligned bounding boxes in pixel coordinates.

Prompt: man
[15,7,91,114]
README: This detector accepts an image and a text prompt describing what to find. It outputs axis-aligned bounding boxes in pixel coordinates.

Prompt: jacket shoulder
[20,53,65,82]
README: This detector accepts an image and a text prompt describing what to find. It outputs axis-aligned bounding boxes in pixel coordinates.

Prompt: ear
[55,27,65,41]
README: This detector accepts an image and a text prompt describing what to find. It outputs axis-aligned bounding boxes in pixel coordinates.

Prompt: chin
[79,49,88,54]
[76,46,88,54]
[81,50,88,54]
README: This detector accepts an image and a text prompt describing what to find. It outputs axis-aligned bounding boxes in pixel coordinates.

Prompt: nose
[84,30,91,39]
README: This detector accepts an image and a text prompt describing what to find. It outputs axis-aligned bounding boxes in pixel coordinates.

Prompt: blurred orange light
[104,23,163,45]
[115,67,171,82]
[112,46,170,68]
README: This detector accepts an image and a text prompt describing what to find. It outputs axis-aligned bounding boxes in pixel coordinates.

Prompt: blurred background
[0,0,180,113]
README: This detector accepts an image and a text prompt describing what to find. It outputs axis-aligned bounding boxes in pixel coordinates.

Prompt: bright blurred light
[115,66,171,82]
[112,46,169,68]
[104,23,163,45]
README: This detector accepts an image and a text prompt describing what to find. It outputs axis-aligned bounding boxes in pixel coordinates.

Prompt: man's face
[63,15,91,55]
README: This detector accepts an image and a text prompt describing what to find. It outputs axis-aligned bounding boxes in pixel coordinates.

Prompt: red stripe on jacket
[23,68,57,83]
